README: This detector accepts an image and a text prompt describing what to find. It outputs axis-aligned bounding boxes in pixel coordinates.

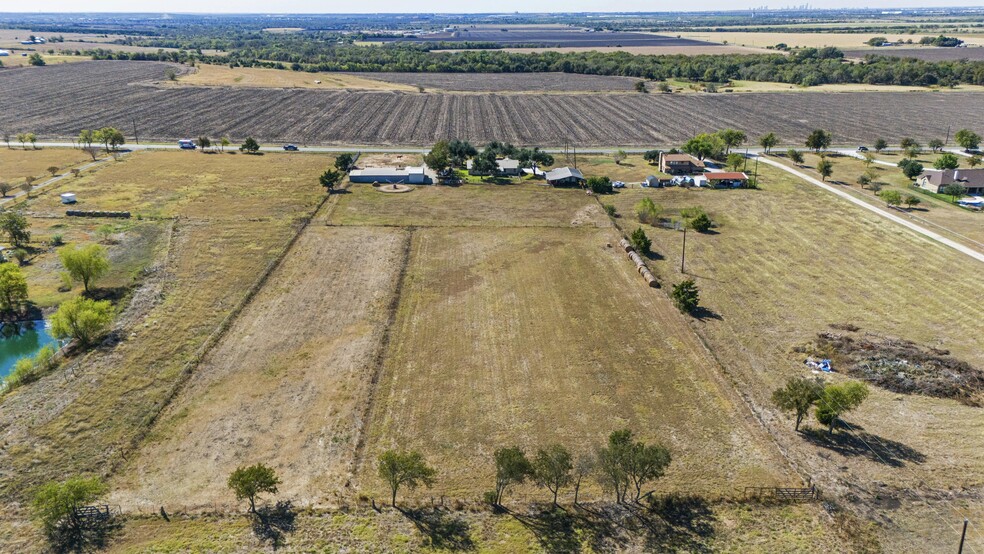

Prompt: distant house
[545,167,585,186]
[349,166,430,184]
[917,169,984,195]
[0,50,9,57]
[466,157,522,176]
[659,153,705,175]
[20,37,46,45]
[706,172,749,188]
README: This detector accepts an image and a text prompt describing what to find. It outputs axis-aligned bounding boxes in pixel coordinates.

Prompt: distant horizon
[2,2,984,15]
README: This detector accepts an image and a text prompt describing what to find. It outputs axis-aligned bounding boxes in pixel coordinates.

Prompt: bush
[50,297,114,347]
[587,176,613,194]
[635,197,662,225]
[680,206,712,232]
[603,204,617,217]
[786,149,804,164]
[630,228,651,255]
[671,279,700,314]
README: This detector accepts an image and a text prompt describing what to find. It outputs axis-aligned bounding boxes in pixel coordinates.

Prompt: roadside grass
[0,53,88,67]
[0,146,90,183]
[576,154,671,182]
[362,226,794,502]
[605,165,984,552]
[110,226,408,512]
[26,150,328,220]
[788,152,984,249]
[330,182,607,228]
[171,63,419,91]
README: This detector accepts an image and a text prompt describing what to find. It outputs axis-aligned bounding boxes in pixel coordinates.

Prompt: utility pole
[743,148,749,172]
[958,519,968,554]
[753,155,760,186]
[945,124,951,147]
[680,226,687,274]
[132,118,139,144]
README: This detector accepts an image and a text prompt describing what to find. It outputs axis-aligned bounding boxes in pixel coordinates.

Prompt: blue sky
[4,1,983,13]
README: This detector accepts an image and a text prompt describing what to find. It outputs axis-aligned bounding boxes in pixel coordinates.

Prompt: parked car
[283,144,299,151]
[857,146,869,152]
[178,139,196,149]
[612,180,626,189]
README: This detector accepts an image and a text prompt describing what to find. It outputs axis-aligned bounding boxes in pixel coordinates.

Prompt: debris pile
[619,238,658,288]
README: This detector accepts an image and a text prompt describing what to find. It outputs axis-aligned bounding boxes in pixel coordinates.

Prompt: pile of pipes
[619,239,659,288]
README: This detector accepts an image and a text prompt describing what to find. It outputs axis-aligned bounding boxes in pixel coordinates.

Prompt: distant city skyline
[3,0,983,14]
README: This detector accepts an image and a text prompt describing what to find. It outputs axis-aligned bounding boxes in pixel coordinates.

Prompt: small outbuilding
[706,172,749,188]
[545,167,585,186]
[60,193,77,204]
[349,166,430,184]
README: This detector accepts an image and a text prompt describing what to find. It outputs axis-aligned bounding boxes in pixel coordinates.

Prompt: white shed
[60,193,77,204]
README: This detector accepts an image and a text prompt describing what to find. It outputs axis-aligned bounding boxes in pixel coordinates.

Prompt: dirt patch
[802,331,984,406]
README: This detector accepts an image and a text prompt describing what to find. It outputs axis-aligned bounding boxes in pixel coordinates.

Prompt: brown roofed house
[659,153,705,175]
[917,169,984,196]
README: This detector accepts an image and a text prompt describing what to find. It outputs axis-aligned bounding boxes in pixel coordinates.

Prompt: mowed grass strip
[28,150,328,221]
[362,226,794,501]
[111,226,407,512]
[331,182,608,228]
[605,168,984,551]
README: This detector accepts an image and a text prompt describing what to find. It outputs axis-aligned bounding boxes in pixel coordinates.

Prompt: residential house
[466,157,522,176]
[545,167,585,186]
[659,153,705,175]
[917,169,984,195]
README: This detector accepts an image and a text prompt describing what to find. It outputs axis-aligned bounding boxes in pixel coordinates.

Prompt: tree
[899,137,917,150]
[635,197,662,225]
[630,227,651,255]
[954,129,981,151]
[771,376,825,431]
[318,169,344,194]
[59,243,109,293]
[0,211,31,247]
[47,166,59,176]
[726,152,745,171]
[572,454,595,505]
[532,444,573,507]
[334,153,355,172]
[448,140,478,168]
[816,158,833,181]
[587,176,613,194]
[687,212,712,232]
[718,128,747,154]
[220,136,231,152]
[423,140,452,174]
[933,153,960,170]
[0,262,28,313]
[83,145,101,161]
[377,450,436,507]
[228,463,280,513]
[471,149,499,177]
[95,127,124,151]
[50,297,114,347]
[596,429,670,503]
[240,136,260,154]
[903,195,922,210]
[31,477,107,544]
[815,381,869,434]
[671,279,700,314]
[942,182,967,201]
[78,129,95,148]
[904,144,922,159]
[758,132,779,154]
[642,150,662,164]
[27,132,37,149]
[613,149,627,165]
[16,133,26,149]
[683,133,725,161]
[862,152,874,168]
[969,155,982,168]
[634,80,648,93]
[786,149,804,164]
[873,138,888,152]
[516,147,553,171]
[857,174,872,188]
[928,138,944,152]
[898,159,924,179]
[1,129,10,148]
[804,129,832,153]
[492,447,532,506]
[197,135,211,151]
[0,182,11,197]
[28,53,45,66]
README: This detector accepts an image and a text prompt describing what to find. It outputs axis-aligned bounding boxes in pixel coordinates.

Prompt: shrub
[786,149,804,164]
[228,463,280,513]
[50,297,114,347]
[587,176,613,194]
[603,204,617,217]
[59,244,109,293]
[671,279,700,314]
[630,228,651,255]
[31,477,108,542]
[635,197,662,225]
[51,234,64,246]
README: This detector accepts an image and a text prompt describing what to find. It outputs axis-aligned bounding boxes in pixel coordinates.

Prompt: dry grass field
[110,226,407,512]
[500,44,769,55]
[0,147,89,183]
[172,64,417,91]
[675,30,984,49]
[0,150,327,508]
[604,165,984,552]
[361,226,795,501]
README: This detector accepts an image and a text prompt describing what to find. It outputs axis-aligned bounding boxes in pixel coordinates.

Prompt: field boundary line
[756,155,984,264]
[116,191,334,469]
[351,226,414,477]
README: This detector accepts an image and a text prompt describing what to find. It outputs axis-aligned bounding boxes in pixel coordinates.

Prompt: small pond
[0,320,60,380]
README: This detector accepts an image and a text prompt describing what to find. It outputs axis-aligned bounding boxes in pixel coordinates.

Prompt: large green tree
[319,169,344,193]
[804,129,832,153]
[31,476,107,544]
[954,129,981,151]
[683,133,725,161]
[933,153,960,170]
[0,211,31,247]
[597,429,670,503]
[671,279,700,314]
[492,447,532,506]
[51,297,114,347]
[815,381,869,434]
[228,463,280,513]
[532,444,573,507]
[718,128,747,154]
[377,450,436,507]
[59,244,109,293]
[0,262,28,313]
[758,132,779,154]
[772,376,825,431]
[423,141,452,173]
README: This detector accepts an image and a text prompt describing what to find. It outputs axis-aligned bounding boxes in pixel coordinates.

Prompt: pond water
[0,320,60,380]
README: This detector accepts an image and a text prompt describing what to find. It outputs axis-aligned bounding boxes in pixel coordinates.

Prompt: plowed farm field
[3,61,984,147]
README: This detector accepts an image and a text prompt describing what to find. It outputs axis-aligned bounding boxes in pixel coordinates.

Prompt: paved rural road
[756,154,984,264]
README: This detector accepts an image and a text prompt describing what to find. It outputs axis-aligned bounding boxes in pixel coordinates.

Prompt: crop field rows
[346,71,644,92]
[843,47,984,61]
[4,61,984,146]
[379,28,712,48]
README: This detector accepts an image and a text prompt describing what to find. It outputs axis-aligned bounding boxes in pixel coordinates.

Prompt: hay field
[0,151,327,501]
[173,64,417,91]
[111,226,407,512]
[361,226,795,500]
[0,147,89,183]
[330,182,609,228]
[605,166,984,552]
